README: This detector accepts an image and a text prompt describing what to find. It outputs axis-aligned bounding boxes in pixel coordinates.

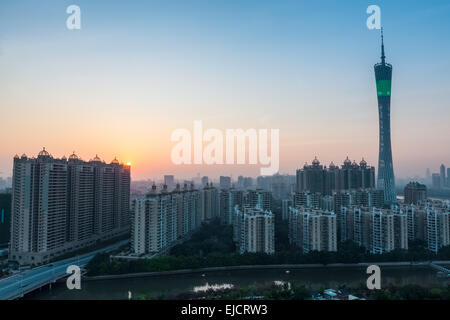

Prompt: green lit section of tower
[376,79,391,96]
[374,28,396,205]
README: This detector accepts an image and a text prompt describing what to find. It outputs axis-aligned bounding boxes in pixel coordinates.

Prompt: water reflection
[193,283,234,293]
[273,280,291,290]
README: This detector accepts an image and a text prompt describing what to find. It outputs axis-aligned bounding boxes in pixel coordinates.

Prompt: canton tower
[374,28,396,205]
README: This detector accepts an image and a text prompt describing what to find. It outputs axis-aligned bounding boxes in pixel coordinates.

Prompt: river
[27,265,450,300]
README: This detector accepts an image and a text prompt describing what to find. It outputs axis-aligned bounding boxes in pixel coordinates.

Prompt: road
[0,240,128,300]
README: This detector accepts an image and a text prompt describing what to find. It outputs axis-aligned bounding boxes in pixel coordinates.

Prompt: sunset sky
[1,0,449,180]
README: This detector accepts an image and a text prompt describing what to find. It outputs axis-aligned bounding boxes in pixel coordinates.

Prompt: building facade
[201,183,220,221]
[288,207,337,253]
[296,157,375,196]
[131,184,202,255]
[219,176,232,190]
[404,182,427,205]
[339,206,407,253]
[234,206,274,254]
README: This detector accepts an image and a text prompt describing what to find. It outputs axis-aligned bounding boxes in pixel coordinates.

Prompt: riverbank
[30,263,450,300]
[84,260,450,281]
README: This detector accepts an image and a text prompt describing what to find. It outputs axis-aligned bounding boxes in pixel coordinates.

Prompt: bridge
[429,262,450,276]
[0,240,128,300]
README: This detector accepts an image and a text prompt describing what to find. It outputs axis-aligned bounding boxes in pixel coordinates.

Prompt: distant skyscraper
[219,176,232,189]
[432,173,441,189]
[404,182,427,205]
[440,164,446,189]
[164,175,175,190]
[243,177,253,188]
[375,29,396,205]
[447,168,450,187]
[201,176,208,187]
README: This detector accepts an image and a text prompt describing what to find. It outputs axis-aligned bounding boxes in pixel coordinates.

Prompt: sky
[0,0,449,180]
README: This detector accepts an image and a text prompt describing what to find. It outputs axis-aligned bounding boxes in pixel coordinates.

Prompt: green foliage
[171,219,235,257]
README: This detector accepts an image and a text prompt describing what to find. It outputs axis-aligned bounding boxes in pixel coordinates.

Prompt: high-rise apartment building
[237,176,254,190]
[10,149,130,265]
[401,200,450,252]
[221,188,273,227]
[404,182,427,205]
[370,210,395,254]
[340,206,407,253]
[270,174,296,200]
[288,207,337,253]
[201,183,220,221]
[131,184,202,255]
[404,205,427,242]
[293,189,383,212]
[281,199,293,221]
[256,176,271,191]
[245,189,272,211]
[424,202,450,253]
[234,207,274,254]
[296,157,375,196]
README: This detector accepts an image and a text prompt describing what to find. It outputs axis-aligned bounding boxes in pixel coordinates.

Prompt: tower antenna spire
[381,27,386,64]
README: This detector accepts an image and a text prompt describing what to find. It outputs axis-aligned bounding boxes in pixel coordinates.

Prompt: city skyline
[1,1,450,180]
[2,1,450,306]
[1,148,447,184]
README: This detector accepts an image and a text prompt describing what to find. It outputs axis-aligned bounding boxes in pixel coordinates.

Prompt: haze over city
[1,0,450,180]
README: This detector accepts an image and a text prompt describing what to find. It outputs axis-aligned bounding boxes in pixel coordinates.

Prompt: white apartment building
[288,207,337,253]
[234,207,274,254]
[131,184,203,255]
